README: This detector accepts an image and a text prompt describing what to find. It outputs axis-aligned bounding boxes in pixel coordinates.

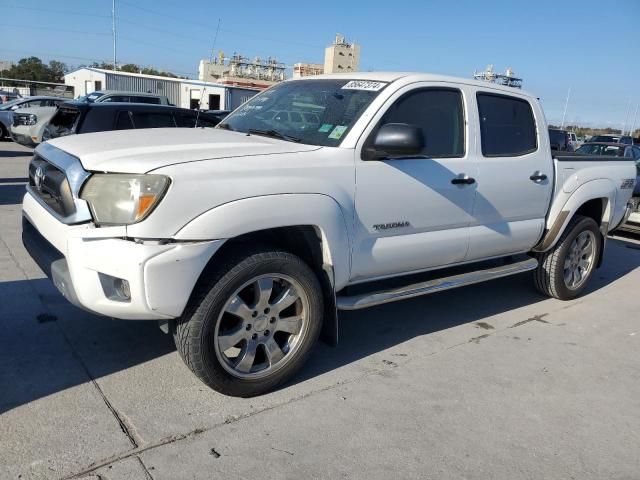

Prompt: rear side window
[132,96,161,104]
[131,112,175,128]
[477,93,537,157]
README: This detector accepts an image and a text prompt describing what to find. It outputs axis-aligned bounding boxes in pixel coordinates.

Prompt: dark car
[575,142,639,158]
[589,134,620,143]
[43,102,222,140]
[548,128,572,151]
[205,109,232,122]
[576,142,640,196]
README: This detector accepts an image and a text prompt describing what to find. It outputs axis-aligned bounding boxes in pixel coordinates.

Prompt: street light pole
[112,0,117,70]
[561,87,571,129]
[630,103,639,139]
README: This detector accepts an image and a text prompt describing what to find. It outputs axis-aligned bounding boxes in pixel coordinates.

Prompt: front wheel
[533,215,601,300]
[173,248,323,397]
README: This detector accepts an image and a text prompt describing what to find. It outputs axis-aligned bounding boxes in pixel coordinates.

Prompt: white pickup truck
[22,73,636,397]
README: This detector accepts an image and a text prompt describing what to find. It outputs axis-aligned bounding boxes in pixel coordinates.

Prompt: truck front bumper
[22,192,224,320]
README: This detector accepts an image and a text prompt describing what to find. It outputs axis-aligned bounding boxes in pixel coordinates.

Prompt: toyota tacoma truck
[21,73,637,397]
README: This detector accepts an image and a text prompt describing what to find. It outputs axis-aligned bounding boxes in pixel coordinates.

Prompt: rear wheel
[533,215,600,300]
[0,124,7,139]
[173,248,323,397]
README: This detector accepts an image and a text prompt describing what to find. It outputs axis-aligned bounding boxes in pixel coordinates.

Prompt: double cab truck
[21,73,636,397]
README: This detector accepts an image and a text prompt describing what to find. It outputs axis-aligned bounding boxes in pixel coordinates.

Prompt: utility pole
[621,100,632,135]
[561,87,571,129]
[112,0,117,70]
[630,103,639,138]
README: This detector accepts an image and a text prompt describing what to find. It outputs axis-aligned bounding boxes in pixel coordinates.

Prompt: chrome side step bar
[336,257,538,310]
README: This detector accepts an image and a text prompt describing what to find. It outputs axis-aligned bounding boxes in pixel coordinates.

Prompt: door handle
[529,172,548,182]
[451,175,476,185]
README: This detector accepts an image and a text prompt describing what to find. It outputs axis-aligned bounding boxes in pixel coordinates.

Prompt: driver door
[351,85,477,282]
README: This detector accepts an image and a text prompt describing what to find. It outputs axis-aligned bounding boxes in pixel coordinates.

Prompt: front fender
[174,194,352,289]
[534,179,615,252]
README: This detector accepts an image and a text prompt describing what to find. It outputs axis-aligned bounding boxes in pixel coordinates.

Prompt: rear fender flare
[534,179,615,252]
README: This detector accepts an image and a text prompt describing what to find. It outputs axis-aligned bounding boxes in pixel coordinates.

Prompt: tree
[4,57,68,83]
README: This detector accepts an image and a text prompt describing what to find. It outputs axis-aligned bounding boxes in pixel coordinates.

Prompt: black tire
[0,124,7,140]
[173,247,323,397]
[533,215,601,300]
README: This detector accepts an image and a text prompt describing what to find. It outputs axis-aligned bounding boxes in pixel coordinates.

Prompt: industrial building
[293,34,361,78]
[198,52,285,90]
[324,34,360,74]
[292,63,324,79]
[63,67,260,110]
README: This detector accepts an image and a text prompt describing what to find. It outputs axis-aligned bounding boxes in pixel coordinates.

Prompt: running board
[336,257,539,310]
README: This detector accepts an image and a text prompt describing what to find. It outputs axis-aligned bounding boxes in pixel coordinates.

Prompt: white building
[324,34,360,74]
[64,67,259,110]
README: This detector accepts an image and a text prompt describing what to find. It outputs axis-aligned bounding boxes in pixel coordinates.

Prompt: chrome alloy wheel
[563,230,596,290]
[214,274,310,379]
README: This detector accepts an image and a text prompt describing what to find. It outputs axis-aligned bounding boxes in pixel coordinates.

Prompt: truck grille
[28,155,76,217]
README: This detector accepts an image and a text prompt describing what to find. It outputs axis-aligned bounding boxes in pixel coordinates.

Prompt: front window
[219,79,388,146]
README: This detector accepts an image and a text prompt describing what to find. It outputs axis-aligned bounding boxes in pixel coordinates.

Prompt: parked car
[567,131,580,150]
[618,135,633,145]
[43,102,221,140]
[10,106,59,147]
[574,142,639,158]
[0,96,66,139]
[589,134,620,143]
[205,109,232,123]
[0,90,21,104]
[77,90,170,105]
[548,128,572,151]
[22,73,636,397]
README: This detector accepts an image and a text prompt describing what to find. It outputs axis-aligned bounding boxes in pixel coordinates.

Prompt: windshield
[0,98,23,110]
[219,79,388,146]
[576,144,624,156]
[590,135,619,143]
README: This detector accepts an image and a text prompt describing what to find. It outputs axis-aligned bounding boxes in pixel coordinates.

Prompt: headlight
[15,114,37,126]
[80,174,170,225]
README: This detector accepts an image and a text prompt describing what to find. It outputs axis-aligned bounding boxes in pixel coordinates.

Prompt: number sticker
[341,80,387,91]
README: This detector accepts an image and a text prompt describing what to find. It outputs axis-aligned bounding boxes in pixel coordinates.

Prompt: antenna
[196,18,221,127]
[112,0,117,70]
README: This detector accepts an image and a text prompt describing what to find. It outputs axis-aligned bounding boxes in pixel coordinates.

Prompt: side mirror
[364,123,425,160]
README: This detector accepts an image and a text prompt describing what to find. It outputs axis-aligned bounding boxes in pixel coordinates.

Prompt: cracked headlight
[80,174,170,225]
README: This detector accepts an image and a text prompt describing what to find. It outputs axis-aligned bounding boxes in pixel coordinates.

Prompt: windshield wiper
[217,123,235,131]
[247,128,301,143]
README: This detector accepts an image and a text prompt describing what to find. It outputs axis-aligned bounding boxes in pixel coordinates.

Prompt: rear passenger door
[466,90,554,260]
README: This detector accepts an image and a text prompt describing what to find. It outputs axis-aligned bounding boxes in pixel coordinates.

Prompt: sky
[1,0,639,128]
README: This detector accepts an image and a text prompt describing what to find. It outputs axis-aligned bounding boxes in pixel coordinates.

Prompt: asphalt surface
[1,139,639,480]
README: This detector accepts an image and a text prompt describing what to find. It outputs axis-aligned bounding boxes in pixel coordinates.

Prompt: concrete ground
[1,139,639,480]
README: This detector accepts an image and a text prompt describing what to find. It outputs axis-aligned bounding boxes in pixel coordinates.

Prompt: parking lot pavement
[1,139,639,480]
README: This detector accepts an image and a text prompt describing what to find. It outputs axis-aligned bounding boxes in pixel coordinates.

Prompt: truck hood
[46,128,321,173]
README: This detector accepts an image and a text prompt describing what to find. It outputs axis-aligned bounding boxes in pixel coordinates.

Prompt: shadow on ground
[0,149,32,158]
[0,183,27,205]
[2,234,638,412]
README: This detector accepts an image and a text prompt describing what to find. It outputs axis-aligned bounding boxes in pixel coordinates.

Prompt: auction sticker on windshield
[328,125,348,139]
[341,80,387,91]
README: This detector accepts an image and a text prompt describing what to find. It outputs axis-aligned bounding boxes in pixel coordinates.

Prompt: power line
[3,5,111,18]
[2,24,112,37]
